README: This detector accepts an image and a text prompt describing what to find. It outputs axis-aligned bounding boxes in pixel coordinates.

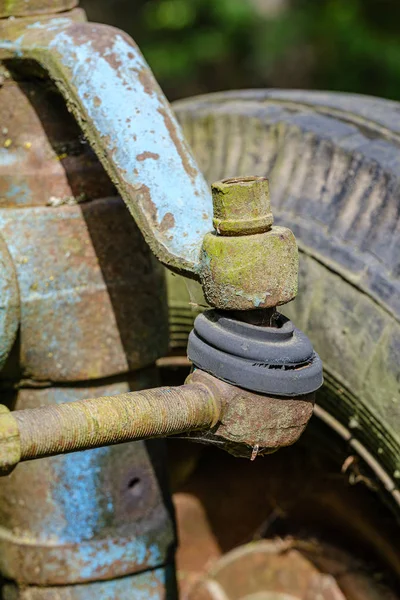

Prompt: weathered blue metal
[0,6,178,596]
[0,11,213,276]
[0,379,176,594]
[2,564,177,599]
[0,198,168,381]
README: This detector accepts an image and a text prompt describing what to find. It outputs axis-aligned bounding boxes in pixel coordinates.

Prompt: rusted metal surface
[0,197,168,382]
[0,377,220,467]
[0,374,176,586]
[0,13,212,276]
[184,370,314,458]
[188,540,330,599]
[173,453,400,597]
[0,78,116,207]
[0,1,78,18]
[171,410,400,597]
[188,540,396,600]
[0,11,314,600]
[188,539,398,599]
[0,66,168,382]
[201,224,298,310]
[0,231,19,371]
[200,177,298,310]
[2,565,178,599]
[0,369,313,469]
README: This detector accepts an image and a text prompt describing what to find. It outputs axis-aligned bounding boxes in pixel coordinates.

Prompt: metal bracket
[0,11,212,276]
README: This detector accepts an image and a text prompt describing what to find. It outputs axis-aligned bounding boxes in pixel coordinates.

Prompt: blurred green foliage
[81,0,400,101]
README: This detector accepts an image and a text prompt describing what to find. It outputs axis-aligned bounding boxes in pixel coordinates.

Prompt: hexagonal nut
[0,405,21,475]
[199,226,298,310]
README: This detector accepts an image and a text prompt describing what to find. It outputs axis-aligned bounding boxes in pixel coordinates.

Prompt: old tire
[172,89,400,518]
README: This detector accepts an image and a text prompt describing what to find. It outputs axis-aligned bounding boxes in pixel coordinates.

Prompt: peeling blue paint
[55,447,112,543]
[0,150,18,168]
[0,36,23,57]
[47,28,212,269]
[75,536,163,581]
[3,182,32,204]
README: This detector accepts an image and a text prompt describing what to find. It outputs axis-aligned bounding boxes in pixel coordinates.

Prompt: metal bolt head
[200,175,298,310]
[211,176,273,236]
[200,226,298,310]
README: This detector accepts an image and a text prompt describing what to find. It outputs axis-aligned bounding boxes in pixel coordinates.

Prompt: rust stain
[159,212,175,233]
[138,68,155,97]
[157,107,197,182]
[104,52,123,72]
[136,151,160,162]
[68,25,123,70]
[133,183,158,225]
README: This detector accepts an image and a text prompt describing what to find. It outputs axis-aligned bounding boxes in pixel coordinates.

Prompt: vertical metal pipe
[0,56,176,599]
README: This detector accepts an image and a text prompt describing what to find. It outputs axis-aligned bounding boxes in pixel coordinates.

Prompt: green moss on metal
[211,176,273,235]
[200,225,298,310]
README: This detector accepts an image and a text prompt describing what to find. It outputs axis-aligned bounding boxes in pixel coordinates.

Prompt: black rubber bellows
[188,310,323,397]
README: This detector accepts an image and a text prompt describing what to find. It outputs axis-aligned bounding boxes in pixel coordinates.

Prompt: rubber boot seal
[188,310,323,396]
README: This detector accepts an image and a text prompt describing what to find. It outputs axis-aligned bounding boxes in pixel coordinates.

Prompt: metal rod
[0,382,220,468]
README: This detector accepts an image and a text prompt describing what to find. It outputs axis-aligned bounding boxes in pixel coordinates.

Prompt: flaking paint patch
[136,151,160,161]
[75,537,163,580]
[159,212,175,233]
[54,447,113,543]
[3,182,32,204]
[0,149,18,167]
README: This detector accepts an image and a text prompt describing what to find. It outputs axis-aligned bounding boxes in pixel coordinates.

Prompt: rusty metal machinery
[0,2,322,599]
